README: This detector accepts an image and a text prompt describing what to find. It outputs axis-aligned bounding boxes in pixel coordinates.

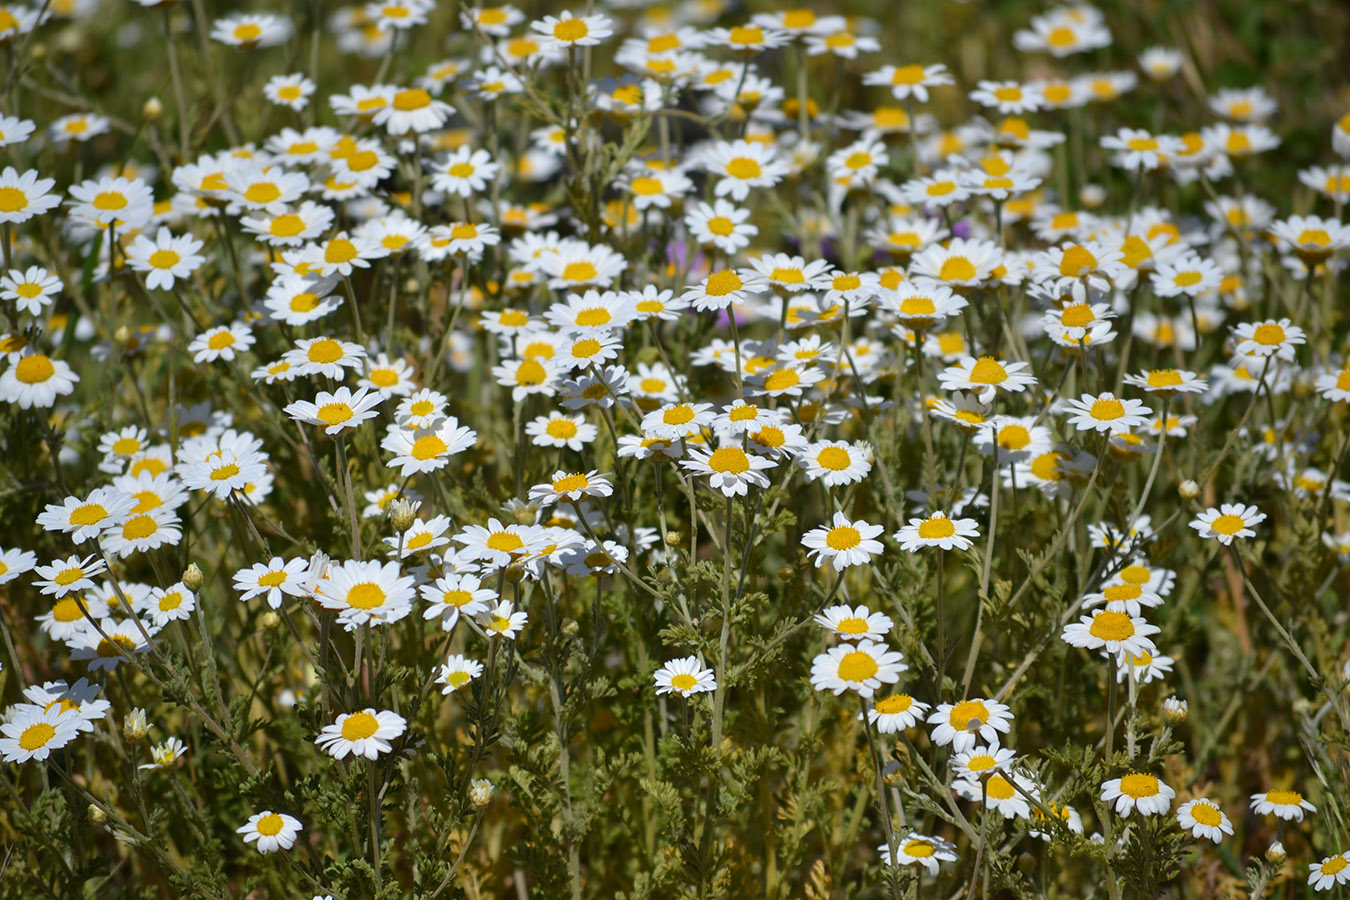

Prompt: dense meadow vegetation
[1,0,1349,898]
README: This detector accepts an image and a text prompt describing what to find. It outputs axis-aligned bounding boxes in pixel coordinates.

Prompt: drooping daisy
[236,811,302,854]
[653,656,717,697]
[1177,799,1233,843]
[894,511,979,552]
[879,832,958,875]
[801,513,885,571]
[810,639,906,698]
[1189,503,1266,545]
[315,709,407,760]
[1102,772,1175,817]
[868,693,931,733]
[1251,789,1317,822]
[813,604,894,641]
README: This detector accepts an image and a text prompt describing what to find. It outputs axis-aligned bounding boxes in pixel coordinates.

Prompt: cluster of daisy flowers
[2,0,1350,894]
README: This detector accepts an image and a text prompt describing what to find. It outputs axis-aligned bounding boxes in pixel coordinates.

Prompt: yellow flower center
[728,25,765,45]
[487,532,524,553]
[317,403,354,426]
[54,567,86,586]
[763,369,800,392]
[346,583,386,610]
[324,238,358,264]
[1252,323,1285,345]
[968,356,1007,384]
[394,88,431,111]
[121,514,158,541]
[308,339,343,364]
[15,355,55,383]
[997,425,1031,450]
[1147,370,1183,387]
[815,446,851,470]
[552,473,589,493]
[725,157,762,179]
[1264,789,1302,806]
[1090,398,1125,420]
[707,447,750,474]
[825,525,861,551]
[1059,244,1098,277]
[208,331,236,350]
[949,699,989,730]
[1119,773,1159,798]
[561,261,597,282]
[874,694,913,714]
[1060,304,1095,328]
[1189,802,1222,826]
[903,839,934,858]
[1209,513,1246,535]
[69,503,108,527]
[669,673,698,691]
[552,18,589,41]
[917,517,956,540]
[836,650,879,682]
[1321,857,1348,876]
[1088,610,1134,641]
[410,434,448,460]
[19,723,56,752]
[938,257,976,281]
[0,187,28,212]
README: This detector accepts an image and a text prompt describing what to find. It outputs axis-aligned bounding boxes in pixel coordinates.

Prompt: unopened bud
[87,804,107,826]
[1017,852,1037,874]
[1162,696,1188,724]
[123,708,149,739]
[664,530,681,548]
[470,777,495,808]
[260,611,281,631]
[1178,479,1200,500]
[143,97,163,121]
[182,563,204,592]
[390,497,418,533]
[1266,841,1286,864]
[113,325,132,347]
[1080,184,1107,209]
[777,564,794,582]
[561,619,580,638]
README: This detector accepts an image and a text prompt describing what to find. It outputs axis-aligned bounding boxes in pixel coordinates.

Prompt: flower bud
[390,497,418,533]
[1162,696,1188,724]
[1178,479,1200,500]
[143,97,163,121]
[664,530,681,548]
[260,611,281,631]
[1265,841,1286,864]
[1080,184,1107,209]
[469,778,494,809]
[124,708,149,739]
[182,563,204,591]
[87,804,107,826]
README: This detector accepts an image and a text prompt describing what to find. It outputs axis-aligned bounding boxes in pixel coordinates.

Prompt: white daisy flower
[315,708,407,760]
[809,639,906,698]
[801,513,885,571]
[653,656,717,697]
[1101,772,1175,817]
[236,811,302,854]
